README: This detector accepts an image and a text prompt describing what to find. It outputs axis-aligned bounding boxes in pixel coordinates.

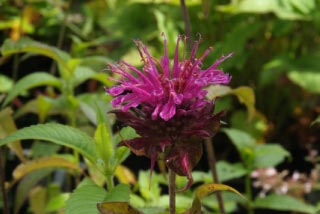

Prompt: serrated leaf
[0,123,97,163]
[104,184,131,202]
[254,194,317,213]
[65,178,107,214]
[13,156,82,181]
[0,37,70,73]
[288,70,320,94]
[1,72,62,107]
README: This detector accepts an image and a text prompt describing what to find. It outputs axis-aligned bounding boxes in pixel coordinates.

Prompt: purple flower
[106,33,232,190]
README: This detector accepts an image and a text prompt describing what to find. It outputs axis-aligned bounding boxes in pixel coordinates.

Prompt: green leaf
[1,72,62,107]
[65,178,107,214]
[223,128,255,168]
[288,70,320,94]
[94,122,113,168]
[254,194,317,213]
[104,184,131,202]
[1,37,70,74]
[216,161,248,182]
[254,144,290,168]
[222,128,255,150]
[0,123,97,163]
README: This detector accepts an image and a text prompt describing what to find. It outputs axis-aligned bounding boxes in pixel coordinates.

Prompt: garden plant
[0,0,320,214]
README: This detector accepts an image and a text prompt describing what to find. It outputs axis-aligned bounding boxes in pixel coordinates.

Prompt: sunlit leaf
[1,72,62,107]
[65,178,106,214]
[115,165,136,184]
[94,122,113,170]
[206,85,255,120]
[0,123,97,164]
[230,87,255,121]
[288,70,320,94]
[0,74,13,92]
[13,156,82,181]
[97,202,143,214]
[254,194,317,213]
[45,193,70,213]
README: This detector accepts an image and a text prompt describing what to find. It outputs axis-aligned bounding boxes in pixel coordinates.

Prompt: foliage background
[0,0,320,213]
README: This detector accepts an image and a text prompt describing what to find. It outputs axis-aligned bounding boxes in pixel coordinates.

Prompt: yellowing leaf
[0,108,26,162]
[97,202,143,214]
[184,183,246,214]
[13,156,82,181]
[195,183,246,200]
[29,186,46,214]
[115,165,136,184]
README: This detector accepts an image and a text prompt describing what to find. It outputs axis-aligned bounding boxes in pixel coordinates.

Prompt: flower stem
[245,174,254,214]
[179,0,193,48]
[169,168,176,214]
[205,138,225,214]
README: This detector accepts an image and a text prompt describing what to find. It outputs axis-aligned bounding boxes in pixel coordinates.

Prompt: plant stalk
[205,138,225,214]
[0,148,9,214]
[106,175,114,191]
[169,168,176,214]
[49,0,73,75]
[245,173,254,214]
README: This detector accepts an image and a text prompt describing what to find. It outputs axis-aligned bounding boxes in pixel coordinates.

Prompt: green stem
[205,139,225,214]
[169,168,176,214]
[106,175,114,191]
[245,173,254,214]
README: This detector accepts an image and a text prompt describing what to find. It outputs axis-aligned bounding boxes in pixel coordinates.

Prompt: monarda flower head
[106,33,232,191]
